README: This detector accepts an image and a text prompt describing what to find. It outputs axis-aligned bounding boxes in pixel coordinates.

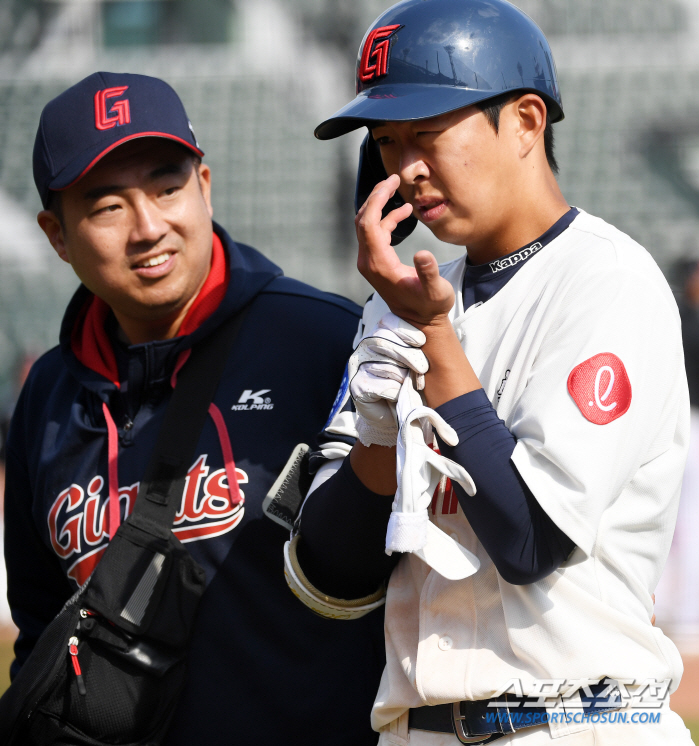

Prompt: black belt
[408,683,622,744]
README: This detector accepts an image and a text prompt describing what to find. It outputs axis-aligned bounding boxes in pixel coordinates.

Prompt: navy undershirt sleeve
[297,457,400,598]
[436,389,575,585]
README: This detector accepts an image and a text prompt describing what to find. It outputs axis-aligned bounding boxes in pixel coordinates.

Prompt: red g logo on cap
[567,353,632,425]
[358,25,402,83]
[94,86,131,131]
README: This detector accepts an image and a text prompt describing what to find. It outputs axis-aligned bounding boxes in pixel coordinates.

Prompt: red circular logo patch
[567,353,632,425]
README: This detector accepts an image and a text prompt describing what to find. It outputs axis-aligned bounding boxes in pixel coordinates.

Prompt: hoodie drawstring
[207,402,242,507]
[102,402,121,539]
[102,352,242,542]
[171,350,241,507]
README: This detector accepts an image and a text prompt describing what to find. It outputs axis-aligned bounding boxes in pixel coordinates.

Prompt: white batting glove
[348,313,428,447]
[361,313,428,390]
[351,363,402,447]
[386,376,480,581]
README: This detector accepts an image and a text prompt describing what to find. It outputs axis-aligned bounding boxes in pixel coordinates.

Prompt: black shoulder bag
[0,308,248,746]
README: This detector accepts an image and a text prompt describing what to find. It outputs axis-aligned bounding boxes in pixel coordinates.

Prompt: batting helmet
[315,0,563,140]
[317,0,564,245]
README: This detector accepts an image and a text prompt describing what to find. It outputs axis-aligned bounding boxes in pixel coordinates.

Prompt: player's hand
[349,313,428,446]
[355,174,455,328]
[356,176,482,409]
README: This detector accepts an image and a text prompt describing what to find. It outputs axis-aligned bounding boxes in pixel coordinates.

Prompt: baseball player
[3,72,386,745]
[287,1,696,744]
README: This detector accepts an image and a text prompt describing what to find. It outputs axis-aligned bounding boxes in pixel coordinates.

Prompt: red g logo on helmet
[358,24,402,83]
[94,86,131,131]
[567,353,632,425]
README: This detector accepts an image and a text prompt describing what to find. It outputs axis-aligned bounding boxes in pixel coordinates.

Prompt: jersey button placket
[438,635,453,651]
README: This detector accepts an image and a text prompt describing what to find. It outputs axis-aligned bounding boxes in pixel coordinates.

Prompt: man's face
[41,138,214,335]
[371,104,517,248]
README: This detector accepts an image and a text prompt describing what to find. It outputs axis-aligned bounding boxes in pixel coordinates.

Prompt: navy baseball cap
[33,71,204,208]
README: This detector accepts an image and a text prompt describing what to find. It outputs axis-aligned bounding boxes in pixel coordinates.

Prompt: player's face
[372,104,518,248]
[39,139,213,341]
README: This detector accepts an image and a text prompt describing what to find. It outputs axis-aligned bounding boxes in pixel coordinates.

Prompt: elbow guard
[283,535,385,620]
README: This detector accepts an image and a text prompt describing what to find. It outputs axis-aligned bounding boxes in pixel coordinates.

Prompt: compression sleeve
[297,457,400,598]
[436,389,575,585]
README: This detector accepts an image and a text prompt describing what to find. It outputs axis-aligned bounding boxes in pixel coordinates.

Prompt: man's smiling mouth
[136,252,171,269]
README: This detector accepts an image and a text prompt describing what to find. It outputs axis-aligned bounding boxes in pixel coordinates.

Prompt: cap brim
[49,132,205,192]
[314,84,563,140]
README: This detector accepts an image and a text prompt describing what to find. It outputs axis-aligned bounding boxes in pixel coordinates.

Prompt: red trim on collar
[71,233,229,385]
[71,294,118,386]
[177,233,228,336]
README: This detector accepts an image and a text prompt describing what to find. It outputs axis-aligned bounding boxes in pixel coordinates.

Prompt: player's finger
[358,174,401,231]
[355,189,370,221]
[379,202,413,234]
[371,173,401,198]
[357,186,408,279]
[413,250,442,299]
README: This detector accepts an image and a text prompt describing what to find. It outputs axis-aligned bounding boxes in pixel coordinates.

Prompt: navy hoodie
[4,223,385,745]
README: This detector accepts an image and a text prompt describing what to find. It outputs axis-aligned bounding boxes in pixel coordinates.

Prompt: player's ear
[37,210,70,263]
[512,94,547,161]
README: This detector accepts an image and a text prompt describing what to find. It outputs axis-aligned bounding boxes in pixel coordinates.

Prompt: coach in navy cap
[33,72,204,208]
[3,72,385,744]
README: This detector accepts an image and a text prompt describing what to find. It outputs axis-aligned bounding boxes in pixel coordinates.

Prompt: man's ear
[196,162,213,219]
[37,210,69,263]
[511,94,547,161]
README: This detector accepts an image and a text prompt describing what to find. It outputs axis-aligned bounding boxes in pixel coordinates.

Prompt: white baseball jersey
[346,210,688,734]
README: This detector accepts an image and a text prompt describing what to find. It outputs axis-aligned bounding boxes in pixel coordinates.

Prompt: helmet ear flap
[354,132,417,246]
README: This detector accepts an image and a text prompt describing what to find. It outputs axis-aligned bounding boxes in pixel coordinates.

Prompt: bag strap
[130,305,251,532]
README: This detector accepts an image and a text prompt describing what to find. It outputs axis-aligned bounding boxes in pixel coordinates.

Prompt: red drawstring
[208,403,242,507]
[174,352,241,509]
[102,357,240,545]
[102,403,121,538]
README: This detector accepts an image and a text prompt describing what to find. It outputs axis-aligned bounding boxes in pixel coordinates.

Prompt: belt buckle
[451,702,489,744]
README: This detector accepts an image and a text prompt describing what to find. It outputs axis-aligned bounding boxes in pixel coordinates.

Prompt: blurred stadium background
[0,0,697,732]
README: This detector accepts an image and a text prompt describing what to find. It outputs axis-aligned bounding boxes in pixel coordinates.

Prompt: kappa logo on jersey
[48,454,247,585]
[489,242,542,274]
[567,353,632,425]
[497,370,510,401]
[94,86,131,130]
[231,389,274,411]
[358,24,402,83]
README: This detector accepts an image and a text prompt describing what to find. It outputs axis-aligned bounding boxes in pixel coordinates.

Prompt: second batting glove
[349,313,429,447]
